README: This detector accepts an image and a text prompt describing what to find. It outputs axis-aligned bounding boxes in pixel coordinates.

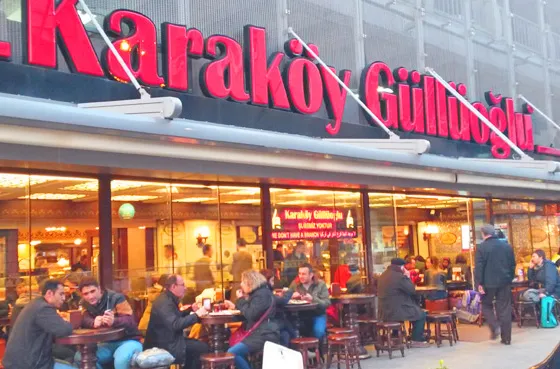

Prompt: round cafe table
[278,302,318,338]
[56,328,124,369]
[330,294,375,359]
[200,312,242,353]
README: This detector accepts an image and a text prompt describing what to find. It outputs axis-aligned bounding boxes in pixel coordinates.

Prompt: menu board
[271,207,358,240]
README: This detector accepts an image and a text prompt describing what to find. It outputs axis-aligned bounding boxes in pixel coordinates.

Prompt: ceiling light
[227,199,261,204]
[173,197,215,203]
[111,195,158,201]
[276,200,317,205]
[30,240,41,246]
[74,238,82,245]
[46,227,66,232]
[224,189,261,196]
[0,174,49,188]
[20,193,86,200]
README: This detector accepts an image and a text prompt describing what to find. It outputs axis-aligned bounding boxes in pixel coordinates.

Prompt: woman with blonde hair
[224,270,279,369]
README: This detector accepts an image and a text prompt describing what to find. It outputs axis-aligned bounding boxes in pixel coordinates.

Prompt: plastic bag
[132,348,175,368]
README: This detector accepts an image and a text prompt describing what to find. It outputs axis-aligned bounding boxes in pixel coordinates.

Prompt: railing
[471,0,505,38]
[433,0,464,21]
[550,32,560,62]
[529,341,560,369]
[512,14,542,53]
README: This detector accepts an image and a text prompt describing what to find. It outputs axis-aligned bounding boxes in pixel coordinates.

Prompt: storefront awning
[0,93,559,197]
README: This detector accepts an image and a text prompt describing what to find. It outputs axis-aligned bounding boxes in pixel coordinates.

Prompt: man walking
[475,224,516,345]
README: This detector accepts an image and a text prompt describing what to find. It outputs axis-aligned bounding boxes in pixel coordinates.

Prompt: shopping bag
[540,296,558,328]
[262,341,304,369]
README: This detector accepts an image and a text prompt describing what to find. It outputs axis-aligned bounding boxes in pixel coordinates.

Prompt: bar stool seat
[431,310,459,342]
[201,353,235,369]
[327,327,354,335]
[291,337,322,369]
[375,322,405,359]
[426,314,454,347]
[326,334,361,369]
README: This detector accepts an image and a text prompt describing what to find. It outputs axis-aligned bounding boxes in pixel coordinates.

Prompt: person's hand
[478,285,486,295]
[102,311,114,327]
[302,294,313,302]
[195,307,208,318]
[223,300,236,310]
[539,293,546,299]
[191,303,200,312]
[236,289,244,299]
[292,292,302,300]
[529,260,535,269]
[93,315,104,328]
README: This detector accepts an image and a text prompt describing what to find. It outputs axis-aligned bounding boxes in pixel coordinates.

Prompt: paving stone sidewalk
[359,325,559,369]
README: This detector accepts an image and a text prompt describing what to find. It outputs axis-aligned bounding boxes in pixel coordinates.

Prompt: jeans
[75,339,143,369]
[411,311,427,342]
[227,343,250,369]
[311,314,327,339]
[279,321,297,347]
[54,361,77,369]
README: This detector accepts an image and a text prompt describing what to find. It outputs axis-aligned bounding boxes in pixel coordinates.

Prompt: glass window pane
[368,193,397,274]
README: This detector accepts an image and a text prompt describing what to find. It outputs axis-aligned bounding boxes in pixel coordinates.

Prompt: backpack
[540,296,558,328]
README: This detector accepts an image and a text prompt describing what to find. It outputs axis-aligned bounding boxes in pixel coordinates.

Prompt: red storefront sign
[271,207,357,240]
[1,1,552,159]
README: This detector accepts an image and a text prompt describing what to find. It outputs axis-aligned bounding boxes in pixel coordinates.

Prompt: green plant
[433,360,449,369]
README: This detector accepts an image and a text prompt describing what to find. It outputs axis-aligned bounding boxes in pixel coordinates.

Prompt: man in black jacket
[144,274,210,369]
[475,224,516,345]
[2,279,74,369]
[528,249,560,299]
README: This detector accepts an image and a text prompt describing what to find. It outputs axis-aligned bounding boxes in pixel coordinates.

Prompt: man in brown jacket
[230,238,253,301]
[194,244,216,293]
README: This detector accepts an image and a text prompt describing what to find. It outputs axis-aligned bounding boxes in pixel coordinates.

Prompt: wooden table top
[55,328,124,345]
[330,294,375,304]
[279,302,319,312]
[200,312,242,325]
[415,286,439,292]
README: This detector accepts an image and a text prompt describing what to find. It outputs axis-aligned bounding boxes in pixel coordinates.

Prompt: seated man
[3,279,74,369]
[144,274,210,369]
[78,277,143,369]
[377,258,430,348]
[528,249,560,299]
[290,263,331,340]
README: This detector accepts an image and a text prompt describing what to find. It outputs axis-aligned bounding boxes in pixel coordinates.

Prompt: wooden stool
[326,334,361,369]
[374,322,405,359]
[247,351,263,369]
[357,316,377,345]
[516,301,540,328]
[432,310,459,342]
[291,337,322,369]
[327,327,354,335]
[426,314,454,347]
[201,353,235,369]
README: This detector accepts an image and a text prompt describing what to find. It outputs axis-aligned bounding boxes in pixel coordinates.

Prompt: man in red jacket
[77,277,143,369]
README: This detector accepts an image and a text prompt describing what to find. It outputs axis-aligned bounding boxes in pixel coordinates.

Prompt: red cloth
[333,265,351,288]
[405,263,421,285]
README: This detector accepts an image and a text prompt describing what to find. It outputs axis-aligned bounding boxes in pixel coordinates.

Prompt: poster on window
[271,207,358,240]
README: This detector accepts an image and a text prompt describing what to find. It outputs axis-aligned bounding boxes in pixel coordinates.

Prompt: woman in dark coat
[225,270,279,369]
[261,269,295,347]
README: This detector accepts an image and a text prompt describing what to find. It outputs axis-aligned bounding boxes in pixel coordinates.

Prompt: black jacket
[236,283,279,352]
[377,265,424,322]
[528,260,560,298]
[144,290,202,364]
[3,297,73,369]
[475,236,515,289]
